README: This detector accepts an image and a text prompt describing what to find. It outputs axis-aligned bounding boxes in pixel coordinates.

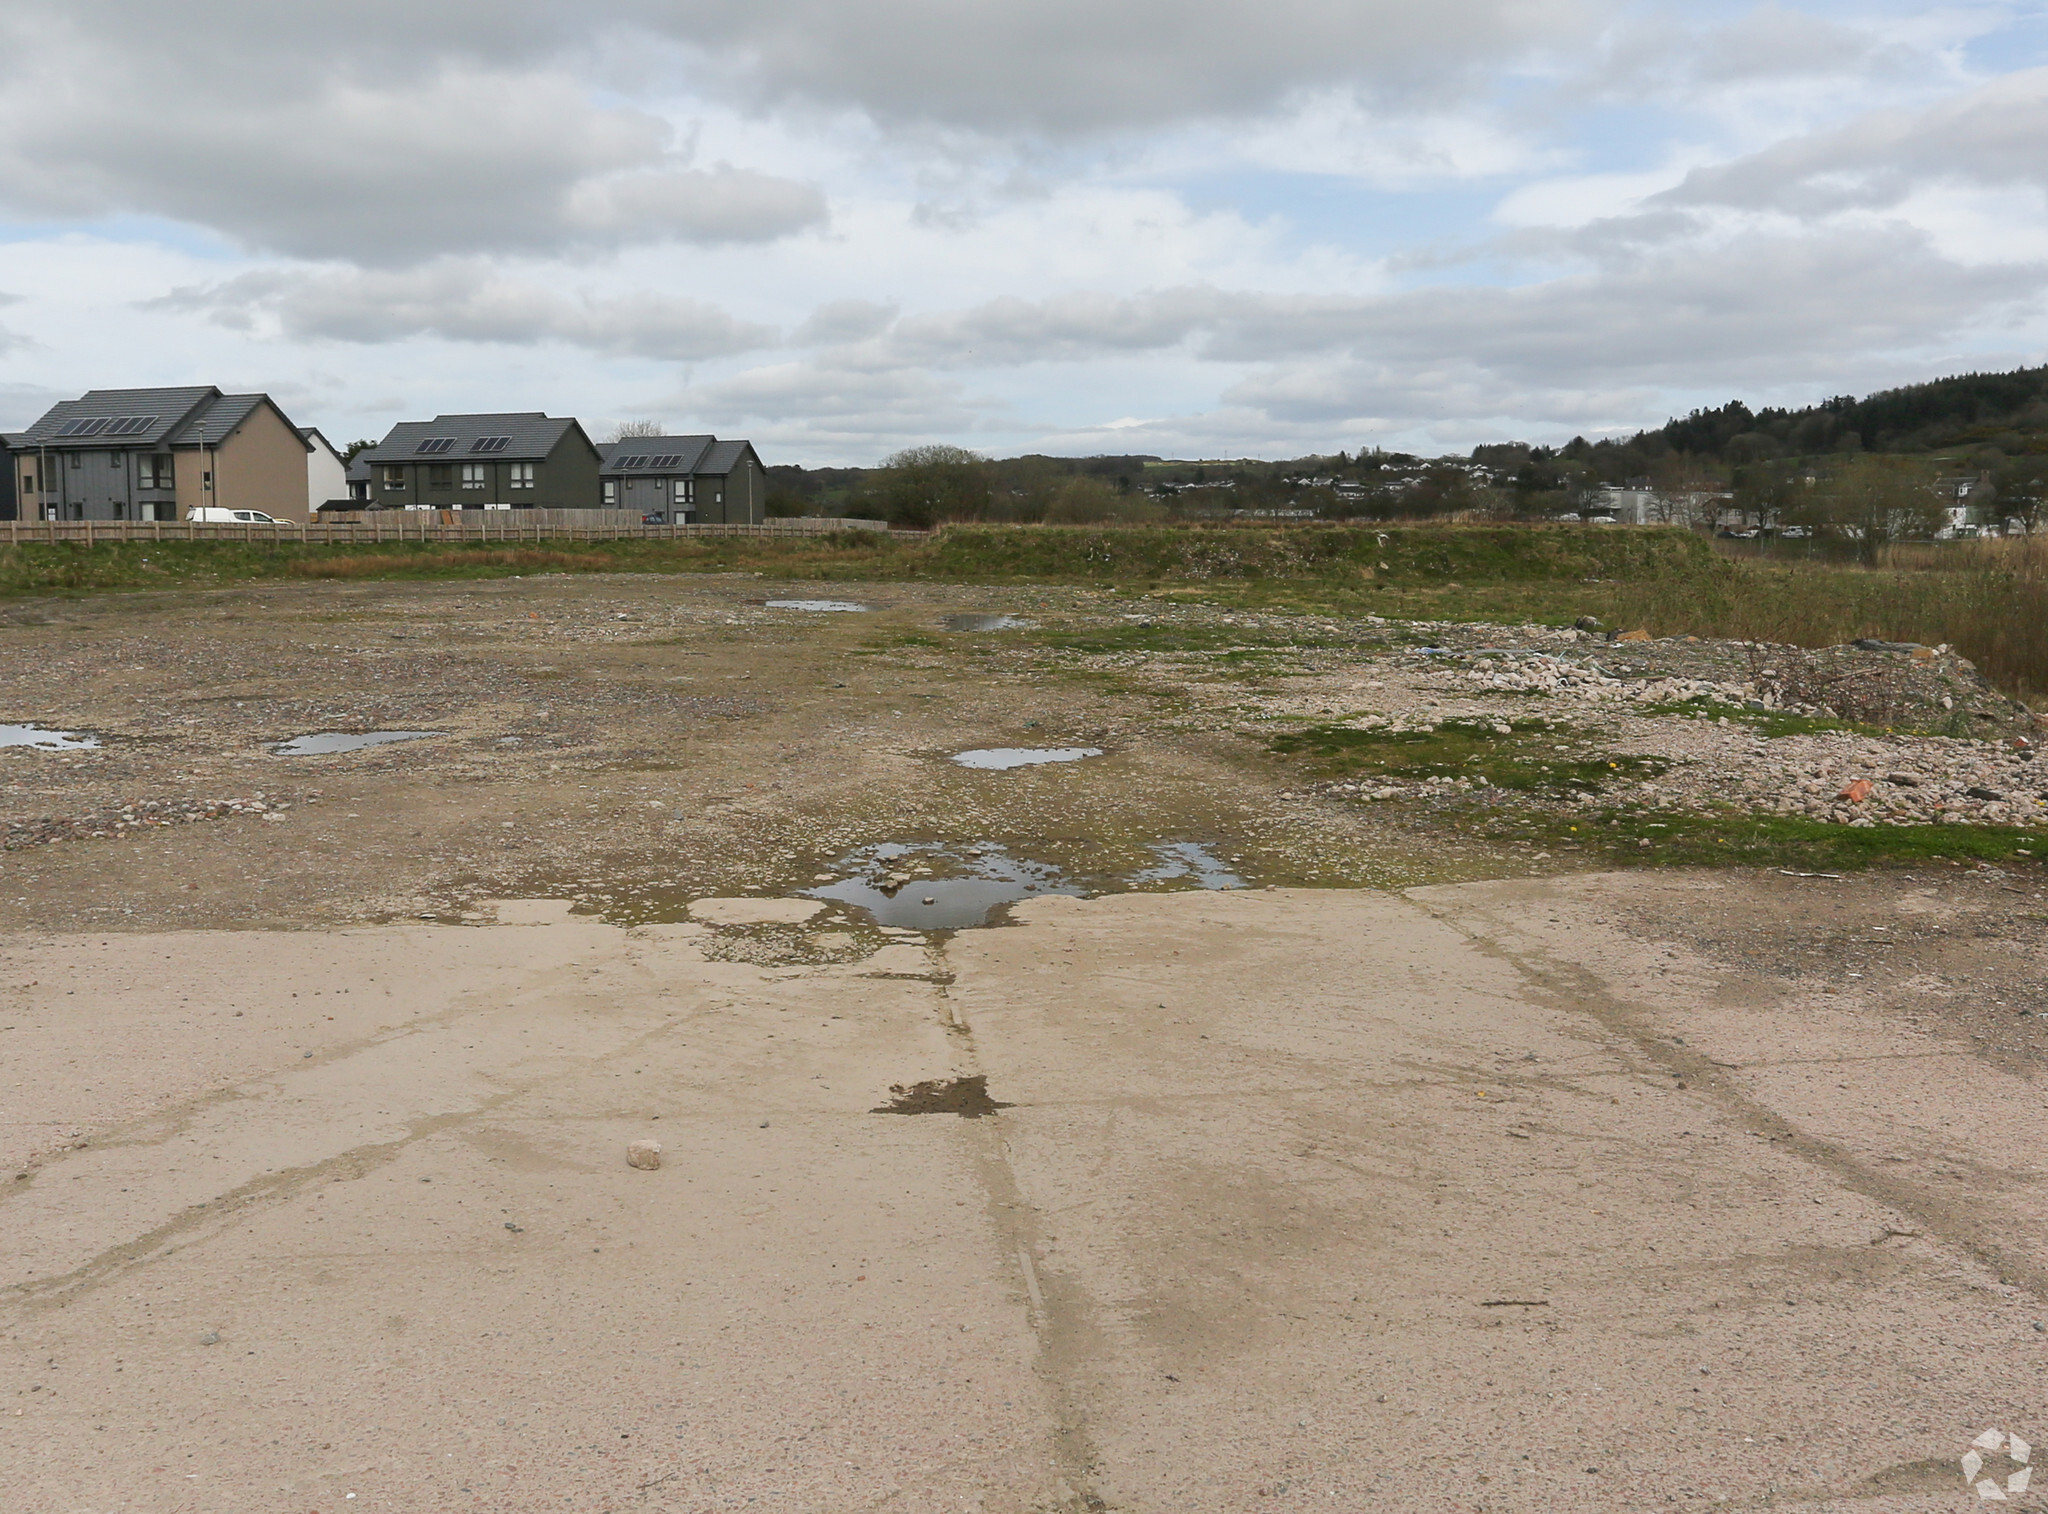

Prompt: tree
[1787,455,1944,561]
[610,419,665,441]
[341,438,379,463]
[864,445,989,529]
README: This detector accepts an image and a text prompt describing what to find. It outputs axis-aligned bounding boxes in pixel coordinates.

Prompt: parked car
[641,511,667,525]
[188,508,288,525]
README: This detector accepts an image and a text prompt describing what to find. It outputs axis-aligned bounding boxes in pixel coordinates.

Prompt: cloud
[792,300,900,345]
[655,0,1612,133]
[157,263,779,361]
[0,11,823,261]
[1662,66,2048,217]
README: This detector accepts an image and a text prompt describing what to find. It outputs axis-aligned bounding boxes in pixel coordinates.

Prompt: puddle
[951,747,1104,770]
[942,614,1031,631]
[1131,841,1247,890]
[764,599,869,613]
[804,841,1085,929]
[271,730,441,756]
[872,1075,1011,1118]
[0,724,98,751]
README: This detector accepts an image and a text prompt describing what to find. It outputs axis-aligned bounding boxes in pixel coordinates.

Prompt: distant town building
[9,386,314,522]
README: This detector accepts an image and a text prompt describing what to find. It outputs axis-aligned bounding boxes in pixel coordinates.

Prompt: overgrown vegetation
[4,521,2045,701]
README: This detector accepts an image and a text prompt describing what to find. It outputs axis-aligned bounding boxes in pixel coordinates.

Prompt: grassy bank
[1,524,2042,701]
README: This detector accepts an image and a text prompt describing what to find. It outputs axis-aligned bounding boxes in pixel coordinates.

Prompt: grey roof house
[9,386,314,521]
[596,435,765,524]
[359,413,601,510]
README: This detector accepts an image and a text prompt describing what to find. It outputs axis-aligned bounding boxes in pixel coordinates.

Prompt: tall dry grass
[1610,535,2048,704]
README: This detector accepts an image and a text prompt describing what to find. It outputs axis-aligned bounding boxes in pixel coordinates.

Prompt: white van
[188,508,288,525]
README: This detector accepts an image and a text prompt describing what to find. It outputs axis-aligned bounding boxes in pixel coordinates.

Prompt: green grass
[1470,805,2045,871]
[1270,718,1670,796]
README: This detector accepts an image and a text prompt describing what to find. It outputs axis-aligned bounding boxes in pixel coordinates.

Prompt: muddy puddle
[802,837,1248,930]
[872,1075,1011,1118]
[951,747,1104,770]
[764,599,869,613]
[272,730,441,756]
[806,841,1085,928]
[0,723,98,751]
[941,614,1031,632]
[1132,840,1247,889]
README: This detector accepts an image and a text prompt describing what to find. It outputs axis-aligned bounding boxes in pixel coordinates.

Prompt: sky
[0,1,2043,464]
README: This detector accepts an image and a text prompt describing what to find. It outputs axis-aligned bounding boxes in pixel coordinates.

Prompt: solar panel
[415,437,456,454]
[651,454,680,468]
[618,456,649,469]
[103,416,157,436]
[55,417,110,437]
[470,436,511,454]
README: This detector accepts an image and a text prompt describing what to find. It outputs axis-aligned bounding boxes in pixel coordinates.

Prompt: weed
[1271,718,1669,796]
[1478,805,2047,870]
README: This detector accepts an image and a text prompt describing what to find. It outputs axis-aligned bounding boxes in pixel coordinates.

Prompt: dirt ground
[3,573,2046,1512]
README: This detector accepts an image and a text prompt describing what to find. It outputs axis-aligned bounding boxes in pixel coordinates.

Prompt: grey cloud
[655,0,1610,132]
[1662,67,2048,215]
[157,264,778,361]
[743,222,2041,445]
[0,10,823,261]
[793,300,900,345]
[854,222,2038,387]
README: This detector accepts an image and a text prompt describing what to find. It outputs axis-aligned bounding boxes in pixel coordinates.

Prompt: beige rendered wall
[215,405,312,522]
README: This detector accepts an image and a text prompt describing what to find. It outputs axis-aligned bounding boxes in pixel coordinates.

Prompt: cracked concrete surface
[6,878,2045,1510]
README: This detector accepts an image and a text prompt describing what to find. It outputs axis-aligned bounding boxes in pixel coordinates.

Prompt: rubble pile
[3,794,305,851]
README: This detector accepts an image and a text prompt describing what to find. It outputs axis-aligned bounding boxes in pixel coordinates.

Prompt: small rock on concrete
[626,1140,662,1171]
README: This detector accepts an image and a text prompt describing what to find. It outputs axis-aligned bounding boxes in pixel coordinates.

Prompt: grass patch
[1271,718,1670,796]
[1480,805,2046,870]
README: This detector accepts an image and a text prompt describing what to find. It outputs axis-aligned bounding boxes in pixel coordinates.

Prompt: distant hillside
[1635,365,2048,463]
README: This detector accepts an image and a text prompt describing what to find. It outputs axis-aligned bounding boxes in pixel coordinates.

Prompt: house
[10,387,314,522]
[344,454,372,506]
[359,413,601,510]
[301,428,349,513]
[595,435,765,524]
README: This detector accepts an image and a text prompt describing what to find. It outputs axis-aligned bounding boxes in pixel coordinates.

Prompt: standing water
[951,747,1103,770]
[0,724,98,751]
[272,731,441,756]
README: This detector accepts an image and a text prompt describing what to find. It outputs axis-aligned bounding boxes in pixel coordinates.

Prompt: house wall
[307,442,348,510]
[696,453,764,525]
[541,430,602,509]
[215,404,313,521]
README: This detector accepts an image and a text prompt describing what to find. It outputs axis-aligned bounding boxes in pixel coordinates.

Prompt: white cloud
[156,263,779,361]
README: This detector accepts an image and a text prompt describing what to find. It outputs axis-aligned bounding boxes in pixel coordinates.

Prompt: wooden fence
[0,515,920,547]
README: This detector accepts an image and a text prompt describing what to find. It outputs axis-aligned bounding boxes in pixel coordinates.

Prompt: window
[382,466,407,489]
[461,463,485,489]
[602,479,617,505]
[673,478,693,506]
[20,471,34,495]
[510,463,535,489]
[427,464,452,488]
[68,452,81,470]
[140,454,173,489]
[110,451,125,469]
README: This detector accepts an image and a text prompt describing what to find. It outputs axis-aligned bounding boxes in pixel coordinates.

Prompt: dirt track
[2,574,2046,1511]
